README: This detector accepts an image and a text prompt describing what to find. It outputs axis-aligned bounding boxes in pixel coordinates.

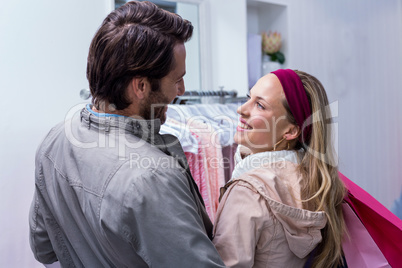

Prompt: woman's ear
[284,124,301,141]
[129,77,151,100]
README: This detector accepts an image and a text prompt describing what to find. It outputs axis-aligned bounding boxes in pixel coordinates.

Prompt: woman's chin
[234,132,241,145]
[234,135,249,149]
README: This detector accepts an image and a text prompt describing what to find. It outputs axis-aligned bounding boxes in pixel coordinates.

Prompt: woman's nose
[237,101,250,117]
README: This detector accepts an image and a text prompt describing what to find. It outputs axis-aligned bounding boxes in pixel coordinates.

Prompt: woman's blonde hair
[283,70,346,267]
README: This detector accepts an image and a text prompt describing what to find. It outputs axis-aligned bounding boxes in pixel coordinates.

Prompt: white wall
[207,0,402,209]
[0,0,112,266]
[177,2,202,91]
[284,0,402,209]
[209,0,249,94]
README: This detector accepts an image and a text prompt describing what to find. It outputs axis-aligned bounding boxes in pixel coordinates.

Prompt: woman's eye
[246,94,251,100]
[257,102,265,109]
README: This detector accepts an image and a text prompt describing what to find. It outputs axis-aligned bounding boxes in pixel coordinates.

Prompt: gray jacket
[29,106,225,267]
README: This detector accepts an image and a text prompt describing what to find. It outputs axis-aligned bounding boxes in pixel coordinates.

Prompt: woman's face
[234,74,294,154]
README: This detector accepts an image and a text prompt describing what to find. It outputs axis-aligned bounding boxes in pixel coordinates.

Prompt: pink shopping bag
[339,172,402,268]
[342,203,390,267]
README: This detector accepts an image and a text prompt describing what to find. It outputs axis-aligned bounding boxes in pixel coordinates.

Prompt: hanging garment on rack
[163,117,213,219]
[160,118,198,154]
[221,143,238,183]
[193,104,237,147]
[164,102,240,220]
[184,135,211,219]
[161,116,220,220]
[187,119,225,222]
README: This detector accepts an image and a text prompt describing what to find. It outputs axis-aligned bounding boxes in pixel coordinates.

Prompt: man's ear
[284,124,301,141]
[130,77,151,100]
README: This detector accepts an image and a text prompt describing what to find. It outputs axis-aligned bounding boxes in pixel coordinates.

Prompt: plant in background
[262,31,285,64]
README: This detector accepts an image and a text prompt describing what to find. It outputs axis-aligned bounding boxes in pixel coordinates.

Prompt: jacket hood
[235,170,327,259]
[268,197,327,258]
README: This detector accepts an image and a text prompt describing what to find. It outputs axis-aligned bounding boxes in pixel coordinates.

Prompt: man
[29,1,224,267]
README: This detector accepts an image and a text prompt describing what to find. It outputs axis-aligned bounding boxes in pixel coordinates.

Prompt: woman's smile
[237,117,253,131]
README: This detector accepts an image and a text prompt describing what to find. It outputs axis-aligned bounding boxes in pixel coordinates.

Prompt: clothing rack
[173,90,247,104]
[79,88,248,104]
[182,90,237,97]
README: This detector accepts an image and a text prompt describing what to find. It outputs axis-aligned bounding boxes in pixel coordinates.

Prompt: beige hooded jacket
[213,146,327,267]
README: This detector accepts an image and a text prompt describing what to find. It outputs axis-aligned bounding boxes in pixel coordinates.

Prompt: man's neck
[92,104,140,118]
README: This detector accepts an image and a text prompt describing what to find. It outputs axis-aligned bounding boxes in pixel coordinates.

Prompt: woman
[213,69,346,267]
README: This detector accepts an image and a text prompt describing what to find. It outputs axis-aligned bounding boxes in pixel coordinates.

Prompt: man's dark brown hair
[87,1,193,110]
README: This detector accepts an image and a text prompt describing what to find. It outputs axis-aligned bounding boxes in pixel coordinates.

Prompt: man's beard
[139,90,170,124]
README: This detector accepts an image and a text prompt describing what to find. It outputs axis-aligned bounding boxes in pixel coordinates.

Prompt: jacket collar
[231,145,302,181]
[80,104,162,142]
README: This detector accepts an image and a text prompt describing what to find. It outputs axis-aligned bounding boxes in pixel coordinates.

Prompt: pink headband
[271,69,312,144]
